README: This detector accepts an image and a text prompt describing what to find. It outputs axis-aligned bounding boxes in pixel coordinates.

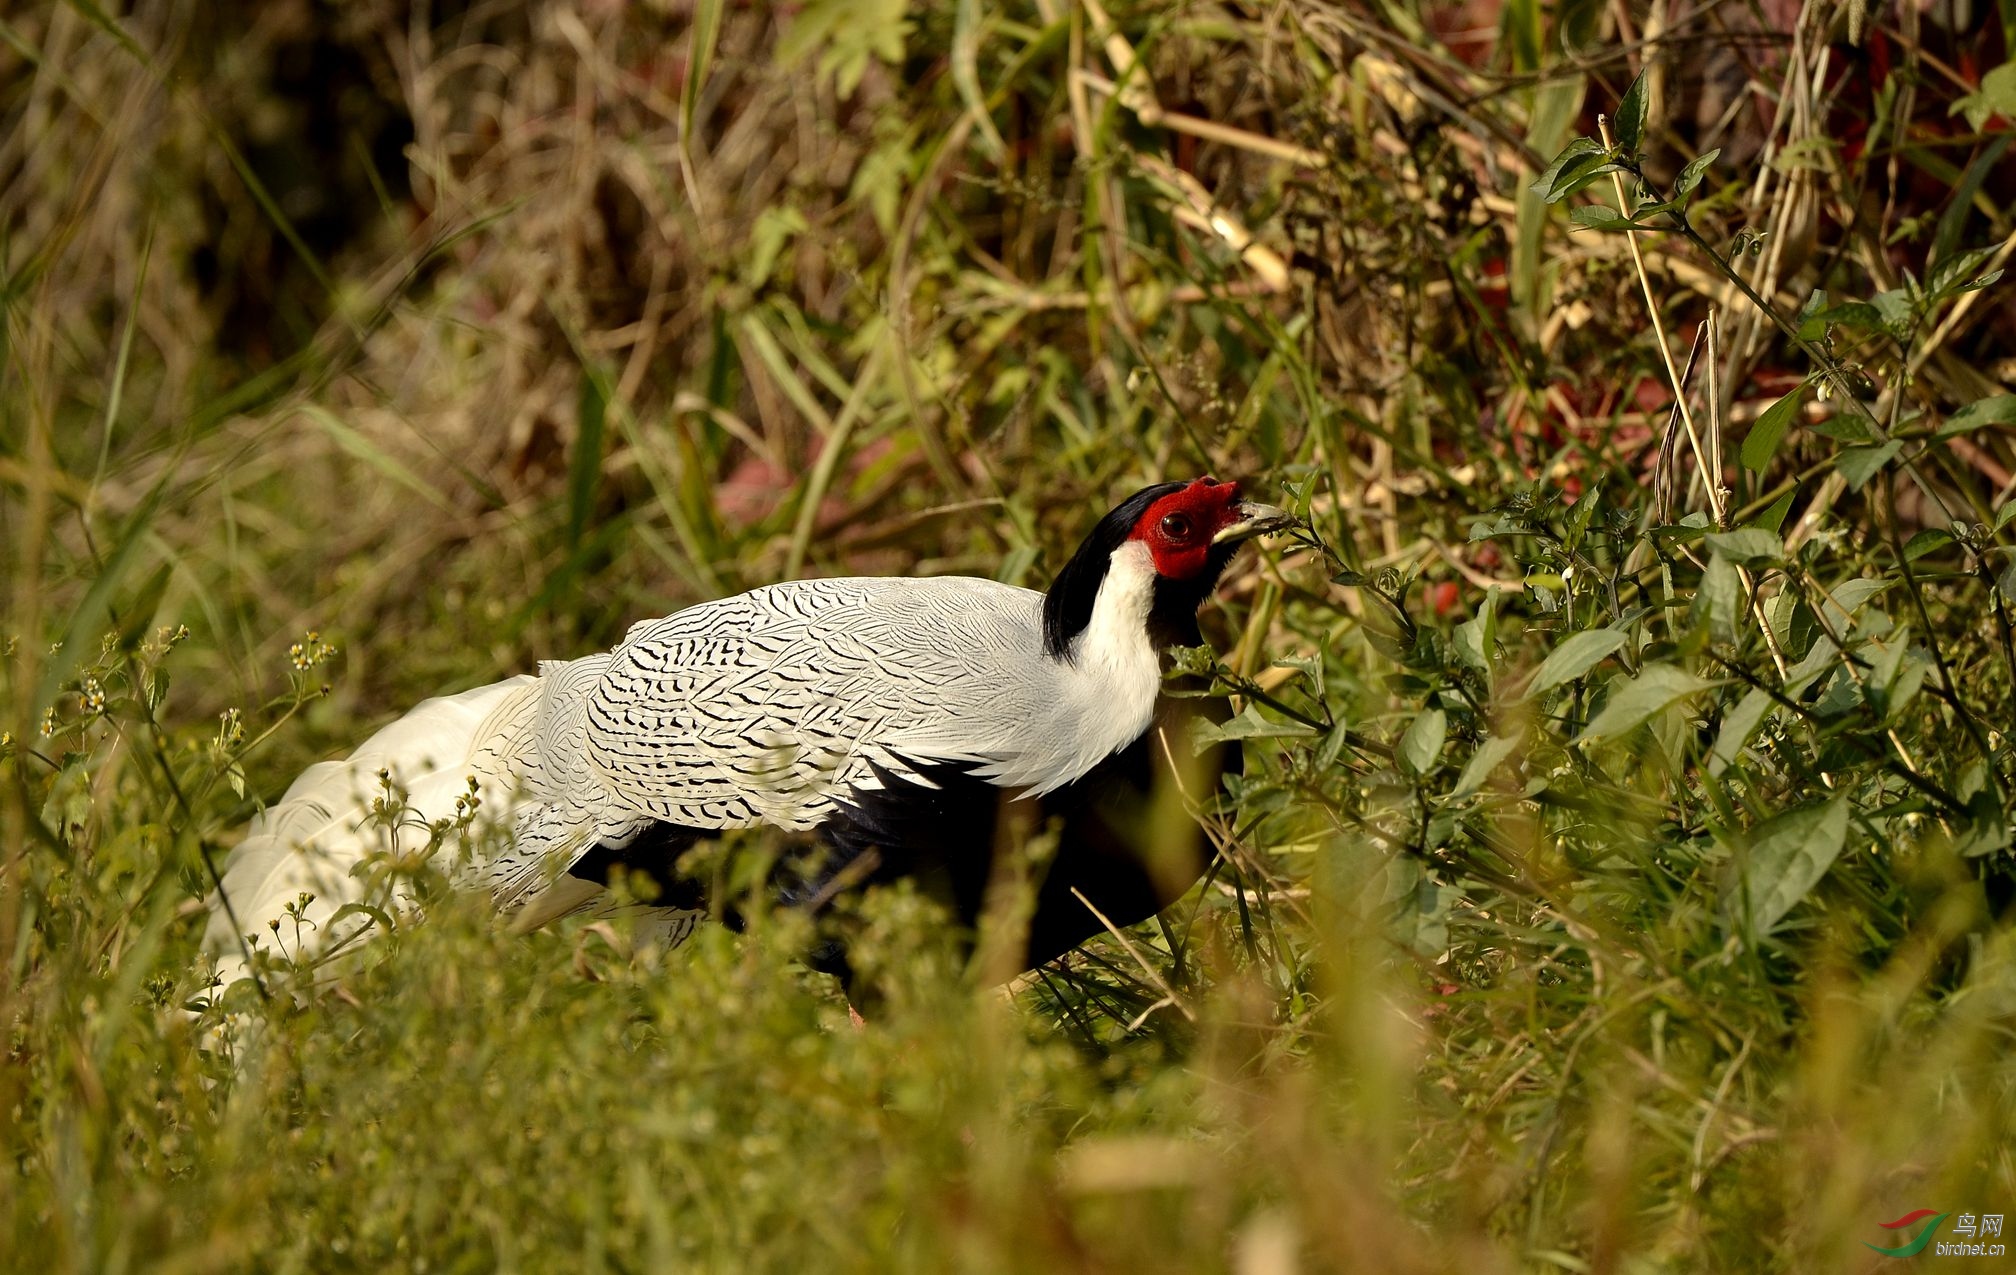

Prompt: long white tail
[200,676,538,1000]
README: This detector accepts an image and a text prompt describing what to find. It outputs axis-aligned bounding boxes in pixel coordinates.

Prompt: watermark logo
[1866,1211,1948,1258]
[1865,1210,2005,1259]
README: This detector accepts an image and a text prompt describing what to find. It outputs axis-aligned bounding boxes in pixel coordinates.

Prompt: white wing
[580,576,1080,830]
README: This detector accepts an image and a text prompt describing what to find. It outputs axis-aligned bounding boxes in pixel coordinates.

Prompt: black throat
[1041,482,1237,659]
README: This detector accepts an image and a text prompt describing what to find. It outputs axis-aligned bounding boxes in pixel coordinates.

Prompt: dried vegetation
[5,0,2016,1270]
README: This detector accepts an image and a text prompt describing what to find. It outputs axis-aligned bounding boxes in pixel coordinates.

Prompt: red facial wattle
[1129,477,1243,579]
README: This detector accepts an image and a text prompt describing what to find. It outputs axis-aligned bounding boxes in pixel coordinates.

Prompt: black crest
[1041,482,1183,659]
[1040,481,1238,659]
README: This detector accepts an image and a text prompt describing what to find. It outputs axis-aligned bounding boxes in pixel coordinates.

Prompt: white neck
[1040,541,1162,783]
[1071,540,1160,674]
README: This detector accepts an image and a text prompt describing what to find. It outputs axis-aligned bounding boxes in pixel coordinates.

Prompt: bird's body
[202,480,1286,998]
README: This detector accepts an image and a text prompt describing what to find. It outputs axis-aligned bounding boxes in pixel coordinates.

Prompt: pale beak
[1212,501,1294,545]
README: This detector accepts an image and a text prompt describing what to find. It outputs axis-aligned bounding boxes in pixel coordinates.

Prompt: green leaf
[1722,797,1851,942]
[1959,268,2003,294]
[324,902,398,956]
[1267,654,1325,699]
[1933,136,2011,266]
[950,0,1006,159]
[1928,245,1997,300]
[144,666,170,714]
[1452,733,1521,797]
[1903,528,1953,561]
[1356,587,1418,659]
[1577,664,1722,743]
[1996,500,2016,532]
[1807,406,1880,444]
[41,763,94,844]
[1703,528,1781,565]
[1836,440,1902,491]
[1778,621,1833,687]
[1569,205,1635,231]
[569,373,608,555]
[1940,394,2016,436]
[1529,136,1602,198]
[1868,636,1930,724]
[1551,162,1626,203]
[1816,577,1889,631]
[1614,66,1650,154]
[1191,705,1320,753]
[1696,552,1742,643]
[848,136,909,237]
[1398,708,1448,777]
[1950,775,2012,857]
[1749,488,1796,534]
[775,0,913,96]
[1810,666,1863,719]
[1649,512,1713,543]
[1708,686,1773,776]
[1952,61,2016,131]
[1871,288,1913,333]
[1314,721,1356,771]
[1809,300,1885,332]
[1564,480,1603,551]
[1517,77,1587,307]
[1282,476,1318,520]
[1466,513,1529,542]
[1740,387,1804,471]
[1504,0,1542,70]
[1795,288,1832,340]
[1522,628,1630,699]
[746,205,809,287]
[1165,644,1218,680]
[681,0,725,142]
[1672,147,1721,200]
[1378,857,1453,957]
[1770,135,1837,175]
[1453,587,1498,679]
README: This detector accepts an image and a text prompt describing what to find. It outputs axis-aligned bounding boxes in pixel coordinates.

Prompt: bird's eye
[1159,513,1193,540]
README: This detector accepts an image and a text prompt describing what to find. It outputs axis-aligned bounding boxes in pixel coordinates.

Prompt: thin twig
[1596,114,1723,529]
[1597,119,1785,677]
[1070,887,1196,1023]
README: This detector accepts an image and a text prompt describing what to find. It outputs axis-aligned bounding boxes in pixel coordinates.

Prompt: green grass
[5,2,2016,1270]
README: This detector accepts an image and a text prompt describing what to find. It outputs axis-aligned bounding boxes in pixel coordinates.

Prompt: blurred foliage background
[5,0,2016,1270]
